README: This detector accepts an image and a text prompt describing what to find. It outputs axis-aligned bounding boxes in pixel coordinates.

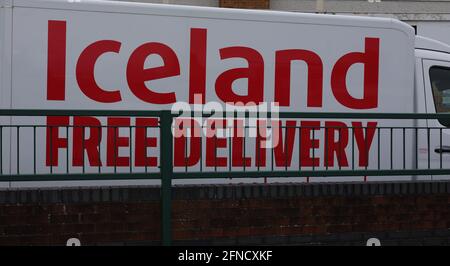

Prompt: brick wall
[0,181,450,245]
[219,0,269,9]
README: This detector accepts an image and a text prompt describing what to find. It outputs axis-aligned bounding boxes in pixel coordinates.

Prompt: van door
[422,59,450,180]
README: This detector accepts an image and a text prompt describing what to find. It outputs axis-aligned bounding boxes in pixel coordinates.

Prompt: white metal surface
[1,0,448,187]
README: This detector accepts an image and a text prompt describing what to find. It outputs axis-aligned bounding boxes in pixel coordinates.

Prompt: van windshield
[430,66,450,113]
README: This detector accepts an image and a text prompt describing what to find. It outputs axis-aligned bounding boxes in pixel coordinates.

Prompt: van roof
[415,36,450,54]
[5,0,414,38]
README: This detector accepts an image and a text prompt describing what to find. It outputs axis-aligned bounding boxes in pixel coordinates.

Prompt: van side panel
[11,3,415,113]
[0,2,12,183]
[6,0,417,186]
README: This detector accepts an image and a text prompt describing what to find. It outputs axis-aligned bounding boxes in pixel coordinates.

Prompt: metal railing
[1,109,450,245]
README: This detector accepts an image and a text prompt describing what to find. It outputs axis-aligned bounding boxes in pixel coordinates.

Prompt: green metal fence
[1,109,450,245]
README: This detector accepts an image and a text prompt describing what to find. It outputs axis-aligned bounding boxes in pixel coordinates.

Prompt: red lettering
[73,116,102,167]
[274,120,297,167]
[206,119,227,167]
[215,47,264,104]
[189,28,207,104]
[107,117,130,167]
[46,116,69,166]
[76,40,122,103]
[135,118,158,167]
[47,20,67,101]
[331,38,380,109]
[325,121,349,167]
[127,42,179,104]
[174,119,201,167]
[255,120,268,168]
[353,121,377,167]
[232,120,251,167]
[300,121,320,167]
[274,49,323,107]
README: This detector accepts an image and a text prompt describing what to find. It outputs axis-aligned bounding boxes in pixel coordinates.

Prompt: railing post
[160,110,173,246]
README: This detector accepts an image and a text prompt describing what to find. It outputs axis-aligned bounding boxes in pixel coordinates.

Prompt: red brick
[173,229,197,240]
[50,214,81,224]
[47,204,67,215]
[326,224,352,234]
[4,225,45,235]
[0,236,21,245]
[82,231,139,244]
[249,226,278,236]
[14,214,50,225]
[141,231,161,241]
[351,224,371,232]
[303,225,327,235]
[1,205,34,216]
[371,196,388,205]
[199,228,224,238]
[109,212,128,223]
[1,215,29,225]
[65,204,98,215]
[17,234,52,245]
[127,203,159,214]
[172,219,199,230]
[386,223,402,231]
[433,220,447,229]
[81,213,110,224]
[280,225,304,235]
[127,221,161,232]
[94,223,125,233]
[41,224,65,235]
[60,223,96,234]
[2,186,450,245]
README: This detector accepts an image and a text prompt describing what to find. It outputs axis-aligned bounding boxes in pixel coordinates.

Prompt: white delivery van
[0,0,449,187]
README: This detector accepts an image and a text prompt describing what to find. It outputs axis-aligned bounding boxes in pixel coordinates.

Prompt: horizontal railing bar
[0,125,160,128]
[1,109,450,119]
[0,172,161,182]
[277,112,450,119]
[0,109,164,117]
[3,169,449,181]
[172,169,450,179]
[175,111,450,119]
[0,125,446,131]
[2,169,449,182]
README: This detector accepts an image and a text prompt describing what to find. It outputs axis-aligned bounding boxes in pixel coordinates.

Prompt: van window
[429,66,450,113]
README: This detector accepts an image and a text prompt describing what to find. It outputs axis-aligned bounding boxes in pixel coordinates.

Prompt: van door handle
[435,146,450,153]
